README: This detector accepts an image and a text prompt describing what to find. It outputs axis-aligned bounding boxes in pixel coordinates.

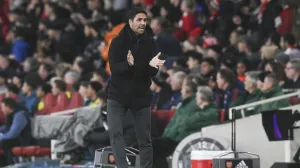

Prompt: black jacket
[107,24,158,109]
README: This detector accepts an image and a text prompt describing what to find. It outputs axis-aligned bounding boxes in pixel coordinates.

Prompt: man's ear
[129,19,133,26]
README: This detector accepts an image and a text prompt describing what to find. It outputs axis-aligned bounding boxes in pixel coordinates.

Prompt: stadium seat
[152,110,176,128]
[66,92,83,110]
[12,146,51,158]
[289,97,300,105]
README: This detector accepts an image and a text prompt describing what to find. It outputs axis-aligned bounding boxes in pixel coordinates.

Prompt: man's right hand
[127,50,134,66]
[149,52,165,69]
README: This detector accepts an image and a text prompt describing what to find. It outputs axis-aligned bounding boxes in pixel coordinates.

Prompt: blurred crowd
[0,0,300,166]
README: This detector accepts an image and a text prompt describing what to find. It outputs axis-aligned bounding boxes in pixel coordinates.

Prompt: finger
[128,50,131,53]
[155,52,161,57]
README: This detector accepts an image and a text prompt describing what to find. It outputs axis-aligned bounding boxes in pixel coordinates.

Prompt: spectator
[51,79,69,112]
[216,69,244,120]
[257,72,289,113]
[231,71,262,117]
[283,59,300,89]
[283,33,300,59]
[150,17,183,56]
[0,98,34,166]
[160,71,186,110]
[153,85,218,168]
[20,77,38,115]
[55,63,71,78]
[85,81,102,106]
[200,57,217,80]
[35,83,52,114]
[186,51,202,76]
[153,75,199,168]
[90,68,109,87]
[236,60,248,82]
[64,70,80,87]
[38,63,53,81]
[150,75,173,110]
[78,81,89,104]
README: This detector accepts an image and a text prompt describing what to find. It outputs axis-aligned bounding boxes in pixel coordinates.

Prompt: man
[216,69,245,120]
[107,8,165,168]
[231,71,262,118]
[283,59,300,89]
[85,81,102,106]
[0,98,34,166]
[21,77,38,116]
[160,71,186,110]
[257,72,289,113]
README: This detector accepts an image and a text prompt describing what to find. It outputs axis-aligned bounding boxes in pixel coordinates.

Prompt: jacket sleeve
[0,112,28,141]
[178,109,218,133]
[108,38,133,75]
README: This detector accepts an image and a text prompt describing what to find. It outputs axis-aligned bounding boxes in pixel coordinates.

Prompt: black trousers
[152,137,178,168]
[0,139,22,166]
[107,99,152,168]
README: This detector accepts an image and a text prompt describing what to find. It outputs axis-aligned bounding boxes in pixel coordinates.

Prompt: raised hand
[149,52,165,69]
[127,50,134,66]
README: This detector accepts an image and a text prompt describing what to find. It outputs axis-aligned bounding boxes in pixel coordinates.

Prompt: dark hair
[39,83,51,94]
[89,81,102,93]
[265,72,279,86]
[186,51,202,61]
[127,7,147,21]
[24,73,42,89]
[284,33,296,46]
[7,84,19,94]
[2,98,17,109]
[94,68,109,80]
[218,69,236,87]
[80,81,89,88]
[40,63,52,73]
[54,80,67,92]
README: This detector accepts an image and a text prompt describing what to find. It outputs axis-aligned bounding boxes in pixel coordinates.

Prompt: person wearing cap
[106,8,165,168]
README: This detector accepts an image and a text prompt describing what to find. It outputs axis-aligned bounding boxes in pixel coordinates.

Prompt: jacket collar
[118,24,154,43]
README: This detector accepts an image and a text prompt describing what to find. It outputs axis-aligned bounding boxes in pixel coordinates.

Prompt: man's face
[285,63,298,79]
[244,76,253,92]
[37,87,45,98]
[79,86,88,98]
[22,82,30,94]
[187,57,198,70]
[262,77,272,92]
[52,84,59,95]
[201,62,212,75]
[150,19,161,35]
[87,85,94,98]
[129,13,147,35]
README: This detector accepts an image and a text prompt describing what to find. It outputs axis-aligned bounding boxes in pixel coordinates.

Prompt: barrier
[229,91,300,119]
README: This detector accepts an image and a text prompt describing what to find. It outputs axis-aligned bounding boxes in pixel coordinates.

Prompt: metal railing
[229,91,300,119]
